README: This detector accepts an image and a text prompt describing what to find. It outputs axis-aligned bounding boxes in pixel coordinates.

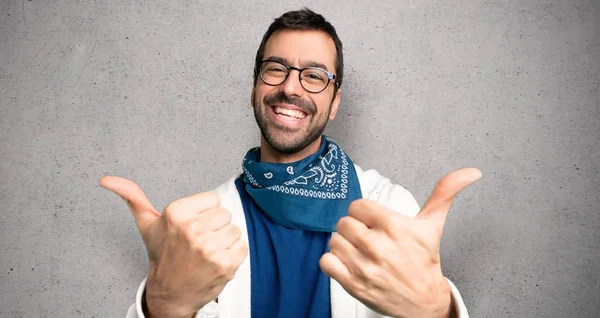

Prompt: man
[100,8,481,318]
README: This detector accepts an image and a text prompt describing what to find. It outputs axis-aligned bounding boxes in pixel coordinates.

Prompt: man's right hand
[99,176,248,318]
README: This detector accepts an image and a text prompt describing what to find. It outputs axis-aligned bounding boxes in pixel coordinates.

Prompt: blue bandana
[242,136,362,232]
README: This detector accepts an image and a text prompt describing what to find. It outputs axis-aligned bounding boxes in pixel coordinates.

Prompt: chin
[264,129,323,155]
[265,134,308,154]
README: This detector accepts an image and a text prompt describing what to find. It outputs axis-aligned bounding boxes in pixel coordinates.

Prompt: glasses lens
[300,68,329,93]
[260,61,288,85]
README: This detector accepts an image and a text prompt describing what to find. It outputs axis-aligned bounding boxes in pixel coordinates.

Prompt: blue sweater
[235,176,332,318]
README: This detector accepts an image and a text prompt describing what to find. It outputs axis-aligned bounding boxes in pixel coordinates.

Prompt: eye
[262,62,288,77]
[267,66,286,73]
[302,69,327,83]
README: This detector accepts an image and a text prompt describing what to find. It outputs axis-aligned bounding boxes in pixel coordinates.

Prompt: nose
[280,69,304,98]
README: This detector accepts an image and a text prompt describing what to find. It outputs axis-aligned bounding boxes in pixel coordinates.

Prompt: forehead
[263,29,337,71]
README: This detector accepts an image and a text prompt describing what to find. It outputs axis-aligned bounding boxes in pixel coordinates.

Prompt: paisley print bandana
[242,136,362,232]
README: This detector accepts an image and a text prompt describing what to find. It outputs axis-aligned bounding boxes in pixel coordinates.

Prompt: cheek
[254,85,273,104]
[314,97,332,115]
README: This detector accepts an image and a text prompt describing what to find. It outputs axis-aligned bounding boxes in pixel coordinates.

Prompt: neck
[260,136,323,163]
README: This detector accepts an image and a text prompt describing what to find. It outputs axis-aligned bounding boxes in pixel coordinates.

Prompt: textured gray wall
[1,0,598,317]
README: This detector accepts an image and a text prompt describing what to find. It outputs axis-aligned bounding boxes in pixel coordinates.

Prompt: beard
[253,91,332,154]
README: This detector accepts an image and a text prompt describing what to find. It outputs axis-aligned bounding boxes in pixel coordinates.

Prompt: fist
[320,168,482,318]
[99,177,248,318]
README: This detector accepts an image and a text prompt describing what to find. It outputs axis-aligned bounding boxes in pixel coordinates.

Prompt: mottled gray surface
[1,0,598,317]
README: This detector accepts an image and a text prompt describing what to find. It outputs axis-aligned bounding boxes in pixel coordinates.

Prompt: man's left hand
[320,168,481,318]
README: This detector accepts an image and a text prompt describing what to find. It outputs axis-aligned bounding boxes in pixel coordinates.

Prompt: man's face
[252,29,341,154]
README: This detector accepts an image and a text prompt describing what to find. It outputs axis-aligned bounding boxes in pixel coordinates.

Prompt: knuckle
[228,225,242,239]
[362,232,394,261]
[196,240,217,259]
[181,223,197,242]
[214,259,232,277]
[356,230,374,249]
[205,208,231,228]
[328,233,343,250]
[336,216,352,232]
[218,208,233,224]
[237,240,249,258]
[368,243,387,261]
[163,202,179,224]
[202,191,221,208]
[348,199,366,213]
[229,240,248,261]
[358,263,381,281]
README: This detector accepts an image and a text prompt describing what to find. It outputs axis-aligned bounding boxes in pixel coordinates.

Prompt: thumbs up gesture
[99,177,248,318]
[320,168,482,318]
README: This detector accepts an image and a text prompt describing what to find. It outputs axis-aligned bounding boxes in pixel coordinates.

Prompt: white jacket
[126,165,469,318]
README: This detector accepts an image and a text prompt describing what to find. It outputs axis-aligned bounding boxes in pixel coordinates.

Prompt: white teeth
[274,107,307,119]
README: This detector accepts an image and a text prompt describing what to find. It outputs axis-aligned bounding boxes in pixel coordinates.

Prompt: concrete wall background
[1,0,598,317]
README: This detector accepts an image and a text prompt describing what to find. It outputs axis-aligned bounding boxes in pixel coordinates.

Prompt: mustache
[263,92,316,114]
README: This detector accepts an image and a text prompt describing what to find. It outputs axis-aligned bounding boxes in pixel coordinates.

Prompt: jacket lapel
[215,176,252,318]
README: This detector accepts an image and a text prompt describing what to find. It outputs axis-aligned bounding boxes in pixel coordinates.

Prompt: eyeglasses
[257,60,337,93]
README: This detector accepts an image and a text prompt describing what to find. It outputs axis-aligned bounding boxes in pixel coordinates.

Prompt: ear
[329,87,341,120]
[250,86,256,108]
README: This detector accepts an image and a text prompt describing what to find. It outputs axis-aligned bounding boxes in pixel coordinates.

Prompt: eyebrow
[264,55,331,72]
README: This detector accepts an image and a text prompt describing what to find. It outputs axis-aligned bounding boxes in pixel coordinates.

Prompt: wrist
[437,278,456,318]
[388,278,454,318]
[144,280,196,318]
[447,296,458,318]
[144,292,195,318]
[438,293,456,318]
[421,276,454,318]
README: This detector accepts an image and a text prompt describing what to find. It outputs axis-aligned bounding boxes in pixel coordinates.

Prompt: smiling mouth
[272,106,308,120]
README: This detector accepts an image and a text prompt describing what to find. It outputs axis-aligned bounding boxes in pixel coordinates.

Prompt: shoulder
[355,164,421,218]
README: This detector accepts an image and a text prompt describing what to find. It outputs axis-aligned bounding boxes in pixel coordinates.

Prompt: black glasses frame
[257,59,337,93]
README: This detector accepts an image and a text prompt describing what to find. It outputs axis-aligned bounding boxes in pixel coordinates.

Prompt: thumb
[417,167,482,230]
[99,176,161,234]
